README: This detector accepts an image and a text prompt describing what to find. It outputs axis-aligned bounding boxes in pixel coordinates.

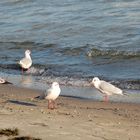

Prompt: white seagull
[45,82,61,109]
[0,77,12,84]
[18,50,32,71]
[91,77,123,102]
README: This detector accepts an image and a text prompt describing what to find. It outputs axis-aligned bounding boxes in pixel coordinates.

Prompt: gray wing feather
[46,88,52,96]
[99,81,122,95]
[36,88,51,99]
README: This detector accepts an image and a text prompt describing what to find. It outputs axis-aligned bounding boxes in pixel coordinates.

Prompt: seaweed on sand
[0,128,19,136]
[8,136,42,140]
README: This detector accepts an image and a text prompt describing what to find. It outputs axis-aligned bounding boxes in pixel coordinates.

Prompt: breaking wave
[87,47,140,59]
[0,63,140,90]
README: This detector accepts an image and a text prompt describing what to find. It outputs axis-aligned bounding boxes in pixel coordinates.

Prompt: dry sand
[0,84,140,140]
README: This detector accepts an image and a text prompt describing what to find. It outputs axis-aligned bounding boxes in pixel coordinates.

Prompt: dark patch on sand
[7,100,37,106]
[0,128,19,136]
[8,136,42,140]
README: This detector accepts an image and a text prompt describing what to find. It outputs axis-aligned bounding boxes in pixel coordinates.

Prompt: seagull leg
[22,68,24,75]
[48,100,55,110]
[21,68,24,81]
[48,100,51,109]
[104,95,109,102]
[50,100,55,110]
[26,68,30,73]
[53,100,57,109]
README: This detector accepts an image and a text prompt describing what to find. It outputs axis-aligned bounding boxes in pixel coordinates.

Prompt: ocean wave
[87,47,140,59]
[0,41,140,59]
[110,79,140,90]
[0,63,140,90]
[39,76,140,90]
[0,41,57,50]
[38,75,140,90]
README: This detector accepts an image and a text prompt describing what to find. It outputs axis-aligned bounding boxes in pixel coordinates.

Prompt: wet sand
[0,84,140,140]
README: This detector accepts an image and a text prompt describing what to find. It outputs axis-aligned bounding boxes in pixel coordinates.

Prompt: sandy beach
[0,84,140,140]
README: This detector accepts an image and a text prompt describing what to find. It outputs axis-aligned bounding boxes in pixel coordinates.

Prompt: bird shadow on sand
[7,100,37,106]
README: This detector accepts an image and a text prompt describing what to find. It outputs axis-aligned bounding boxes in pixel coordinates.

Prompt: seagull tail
[34,92,45,100]
[4,81,13,85]
[123,91,129,96]
[34,95,40,99]
[34,95,44,100]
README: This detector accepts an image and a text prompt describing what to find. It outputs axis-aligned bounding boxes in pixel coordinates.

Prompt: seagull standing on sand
[18,50,32,72]
[91,77,123,102]
[45,82,61,109]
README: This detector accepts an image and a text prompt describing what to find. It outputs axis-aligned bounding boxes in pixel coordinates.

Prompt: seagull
[35,82,61,109]
[91,77,123,102]
[0,77,12,84]
[18,50,32,72]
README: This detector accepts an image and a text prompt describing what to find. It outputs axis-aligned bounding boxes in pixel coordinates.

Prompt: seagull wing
[45,87,53,99]
[35,88,52,100]
[19,58,32,69]
[99,80,123,95]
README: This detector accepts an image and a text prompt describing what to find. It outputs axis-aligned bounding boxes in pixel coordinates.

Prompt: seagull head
[52,82,59,88]
[91,77,100,88]
[25,49,32,59]
[25,49,31,55]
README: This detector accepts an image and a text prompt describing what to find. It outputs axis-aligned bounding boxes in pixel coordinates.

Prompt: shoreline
[0,84,140,140]
[0,70,140,104]
[0,73,140,104]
